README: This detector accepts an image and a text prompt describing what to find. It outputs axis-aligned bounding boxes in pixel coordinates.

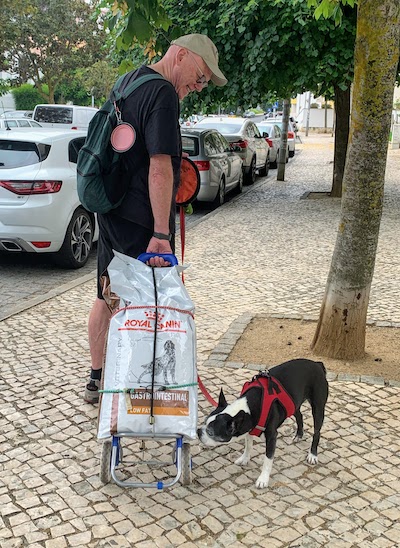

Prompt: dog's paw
[255,475,270,489]
[307,452,318,465]
[235,454,250,466]
[293,434,303,444]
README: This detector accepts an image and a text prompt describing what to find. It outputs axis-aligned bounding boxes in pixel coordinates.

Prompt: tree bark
[311,0,400,360]
[276,97,290,181]
[330,85,351,198]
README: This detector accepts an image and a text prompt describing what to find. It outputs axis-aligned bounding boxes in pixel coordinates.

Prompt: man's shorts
[96,213,174,300]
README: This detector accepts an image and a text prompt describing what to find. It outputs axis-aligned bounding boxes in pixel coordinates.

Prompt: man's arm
[146,154,174,266]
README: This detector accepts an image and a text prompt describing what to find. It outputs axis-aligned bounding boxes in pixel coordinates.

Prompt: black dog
[197,359,328,488]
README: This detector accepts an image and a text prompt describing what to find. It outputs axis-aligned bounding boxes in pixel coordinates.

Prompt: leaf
[126,11,153,42]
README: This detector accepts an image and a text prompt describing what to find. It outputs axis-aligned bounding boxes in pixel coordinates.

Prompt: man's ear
[218,388,228,409]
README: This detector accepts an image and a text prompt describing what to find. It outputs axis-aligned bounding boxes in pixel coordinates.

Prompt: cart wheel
[181,443,192,485]
[100,440,112,484]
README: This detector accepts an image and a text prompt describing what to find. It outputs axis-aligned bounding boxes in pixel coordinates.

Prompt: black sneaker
[84,379,100,404]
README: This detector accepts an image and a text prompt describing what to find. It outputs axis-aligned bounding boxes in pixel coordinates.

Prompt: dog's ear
[232,410,253,435]
[218,388,228,409]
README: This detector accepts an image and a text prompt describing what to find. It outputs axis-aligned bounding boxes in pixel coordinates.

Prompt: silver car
[256,122,289,168]
[195,117,270,185]
[0,118,42,129]
[181,128,243,208]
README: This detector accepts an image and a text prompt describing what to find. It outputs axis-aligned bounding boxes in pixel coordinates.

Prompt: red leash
[179,206,217,408]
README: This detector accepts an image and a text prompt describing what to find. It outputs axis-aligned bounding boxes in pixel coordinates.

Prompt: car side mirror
[262,132,269,138]
[231,145,242,152]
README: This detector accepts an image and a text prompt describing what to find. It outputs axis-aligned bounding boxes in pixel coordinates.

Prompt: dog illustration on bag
[137,340,177,385]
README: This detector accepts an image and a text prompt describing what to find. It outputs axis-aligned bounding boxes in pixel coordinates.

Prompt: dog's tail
[317,361,327,376]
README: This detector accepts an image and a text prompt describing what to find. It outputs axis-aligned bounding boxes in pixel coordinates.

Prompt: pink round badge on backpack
[111,122,136,153]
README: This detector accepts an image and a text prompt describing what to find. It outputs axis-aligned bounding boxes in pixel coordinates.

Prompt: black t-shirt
[112,65,181,232]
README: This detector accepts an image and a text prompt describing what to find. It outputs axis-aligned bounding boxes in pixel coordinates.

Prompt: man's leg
[89,297,111,369]
[84,298,111,403]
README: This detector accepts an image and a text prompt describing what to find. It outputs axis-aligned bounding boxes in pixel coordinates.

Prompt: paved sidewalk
[1,135,400,547]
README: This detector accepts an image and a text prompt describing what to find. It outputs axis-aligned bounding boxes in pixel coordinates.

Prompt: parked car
[33,104,97,130]
[256,122,289,168]
[180,114,204,128]
[181,127,243,207]
[0,118,42,129]
[0,129,98,268]
[271,119,296,157]
[0,110,33,119]
[195,116,270,184]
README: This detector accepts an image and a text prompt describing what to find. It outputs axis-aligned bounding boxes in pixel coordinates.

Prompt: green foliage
[162,0,356,110]
[96,0,171,52]
[82,61,120,104]
[95,0,357,113]
[0,80,10,96]
[11,84,46,109]
[55,79,91,106]
[307,0,357,25]
[4,0,107,103]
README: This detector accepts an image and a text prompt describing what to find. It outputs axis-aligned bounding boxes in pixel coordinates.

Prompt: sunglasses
[188,51,208,88]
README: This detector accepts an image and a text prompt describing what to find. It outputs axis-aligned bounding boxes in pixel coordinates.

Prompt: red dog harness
[240,372,296,437]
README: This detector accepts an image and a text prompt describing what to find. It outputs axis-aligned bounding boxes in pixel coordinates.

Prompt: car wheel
[286,148,289,163]
[258,155,270,177]
[244,157,256,185]
[54,208,93,268]
[289,149,295,158]
[211,178,226,209]
[270,152,278,169]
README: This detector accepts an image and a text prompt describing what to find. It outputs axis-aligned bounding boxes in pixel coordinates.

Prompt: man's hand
[145,237,173,267]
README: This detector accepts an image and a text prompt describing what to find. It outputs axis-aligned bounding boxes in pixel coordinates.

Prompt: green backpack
[77,72,165,214]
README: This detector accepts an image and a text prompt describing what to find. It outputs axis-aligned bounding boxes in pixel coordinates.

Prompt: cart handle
[137,253,178,265]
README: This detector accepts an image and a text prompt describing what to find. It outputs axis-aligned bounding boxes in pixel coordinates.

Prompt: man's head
[166,34,227,100]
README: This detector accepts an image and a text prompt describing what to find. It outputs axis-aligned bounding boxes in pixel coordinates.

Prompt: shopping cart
[98,252,196,489]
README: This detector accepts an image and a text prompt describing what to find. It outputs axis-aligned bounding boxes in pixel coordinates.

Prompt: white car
[0,118,42,129]
[256,122,289,168]
[271,119,296,158]
[0,130,97,268]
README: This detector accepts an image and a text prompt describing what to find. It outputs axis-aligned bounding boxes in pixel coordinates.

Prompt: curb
[203,312,400,388]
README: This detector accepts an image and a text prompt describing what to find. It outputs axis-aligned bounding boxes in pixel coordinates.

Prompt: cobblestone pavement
[0,211,207,322]
[1,134,400,547]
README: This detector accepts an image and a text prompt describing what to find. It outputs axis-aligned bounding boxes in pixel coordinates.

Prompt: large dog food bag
[98,251,197,440]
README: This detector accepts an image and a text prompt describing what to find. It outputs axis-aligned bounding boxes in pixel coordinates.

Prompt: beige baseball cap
[171,34,227,86]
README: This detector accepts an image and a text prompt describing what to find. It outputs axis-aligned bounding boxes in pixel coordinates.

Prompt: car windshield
[0,140,50,168]
[181,135,200,157]
[196,122,243,134]
[34,106,73,124]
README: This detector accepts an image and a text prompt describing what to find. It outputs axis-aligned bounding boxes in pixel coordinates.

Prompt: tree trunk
[276,97,290,181]
[311,0,400,360]
[330,85,351,198]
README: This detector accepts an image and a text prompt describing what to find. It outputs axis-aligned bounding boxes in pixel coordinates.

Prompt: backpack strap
[110,73,166,103]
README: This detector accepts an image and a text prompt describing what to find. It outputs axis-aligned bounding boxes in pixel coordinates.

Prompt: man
[84,34,227,403]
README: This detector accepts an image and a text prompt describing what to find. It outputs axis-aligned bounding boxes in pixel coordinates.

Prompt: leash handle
[137,253,178,265]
